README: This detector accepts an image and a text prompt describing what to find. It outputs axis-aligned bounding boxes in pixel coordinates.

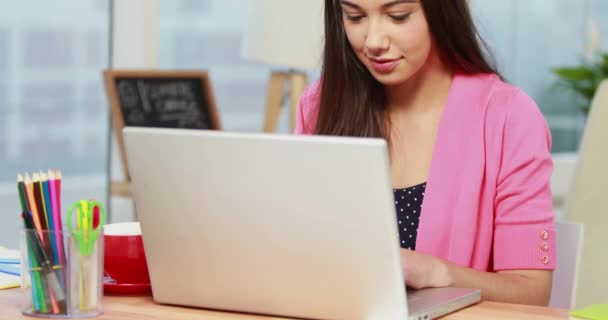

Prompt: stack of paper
[0,273,20,290]
[0,246,20,289]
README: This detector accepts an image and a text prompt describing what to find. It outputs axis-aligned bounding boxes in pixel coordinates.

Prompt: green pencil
[18,174,47,313]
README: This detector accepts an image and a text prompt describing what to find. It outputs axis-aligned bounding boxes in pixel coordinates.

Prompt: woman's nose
[365,21,389,56]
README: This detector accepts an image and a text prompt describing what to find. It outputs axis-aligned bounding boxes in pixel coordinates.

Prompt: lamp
[240,0,324,132]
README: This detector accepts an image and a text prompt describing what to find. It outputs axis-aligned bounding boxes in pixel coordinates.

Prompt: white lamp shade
[240,0,325,71]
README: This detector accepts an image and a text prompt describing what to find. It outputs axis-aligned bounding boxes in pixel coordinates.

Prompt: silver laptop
[123,127,480,320]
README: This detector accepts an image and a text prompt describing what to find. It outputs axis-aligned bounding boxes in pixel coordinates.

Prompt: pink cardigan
[295,73,556,271]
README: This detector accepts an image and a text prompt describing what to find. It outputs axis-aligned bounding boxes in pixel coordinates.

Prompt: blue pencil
[41,174,60,266]
[41,172,65,300]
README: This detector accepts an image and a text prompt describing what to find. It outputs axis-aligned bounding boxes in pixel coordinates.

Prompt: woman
[295,0,555,306]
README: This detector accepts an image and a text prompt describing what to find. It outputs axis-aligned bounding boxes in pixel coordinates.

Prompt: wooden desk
[0,288,572,320]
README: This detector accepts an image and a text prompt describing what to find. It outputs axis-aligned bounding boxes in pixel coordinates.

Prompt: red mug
[103,222,150,284]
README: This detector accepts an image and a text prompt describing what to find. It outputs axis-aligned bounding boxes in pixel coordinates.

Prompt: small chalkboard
[104,70,221,180]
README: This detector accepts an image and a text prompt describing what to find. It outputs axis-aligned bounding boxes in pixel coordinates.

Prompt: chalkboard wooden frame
[103,70,221,181]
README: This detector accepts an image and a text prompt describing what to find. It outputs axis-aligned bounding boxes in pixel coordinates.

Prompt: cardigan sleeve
[294,80,321,135]
[492,89,556,271]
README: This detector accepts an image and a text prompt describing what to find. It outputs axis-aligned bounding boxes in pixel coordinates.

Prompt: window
[0,30,7,72]
[158,0,283,132]
[0,1,110,247]
[159,1,607,151]
[471,0,607,153]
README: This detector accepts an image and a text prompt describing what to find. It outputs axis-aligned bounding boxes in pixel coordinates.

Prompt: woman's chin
[370,72,411,87]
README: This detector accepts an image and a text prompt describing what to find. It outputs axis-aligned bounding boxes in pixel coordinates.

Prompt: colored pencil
[33,173,61,313]
[48,170,66,267]
[22,211,48,313]
[41,173,60,265]
[24,174,44,245]
[54,170,63,232]
[32,173,54,265]
[17,175,30,213]
[19,170,70,314]
[33,173,49,231]
[24,210,66,306]
[43,172,65,314]
[18,176,44,311]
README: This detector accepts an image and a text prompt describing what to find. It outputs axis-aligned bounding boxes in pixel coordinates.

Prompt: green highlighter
[570,304,608,320]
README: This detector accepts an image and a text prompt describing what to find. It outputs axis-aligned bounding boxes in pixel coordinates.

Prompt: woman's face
[340,0,434,86]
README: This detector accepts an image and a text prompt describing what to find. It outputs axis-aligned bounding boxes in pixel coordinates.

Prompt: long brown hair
[315,0,499,139]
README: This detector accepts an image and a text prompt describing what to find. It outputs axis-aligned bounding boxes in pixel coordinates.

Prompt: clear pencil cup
[20,229,104,318]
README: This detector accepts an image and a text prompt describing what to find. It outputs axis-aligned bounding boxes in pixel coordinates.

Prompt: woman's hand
[400,249,452,289]
[400,249,553,305]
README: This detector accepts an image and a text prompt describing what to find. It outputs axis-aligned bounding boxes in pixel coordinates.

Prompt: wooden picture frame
[103,70,221,182]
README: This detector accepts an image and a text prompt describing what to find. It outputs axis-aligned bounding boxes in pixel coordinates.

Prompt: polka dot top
[394,182,426,250]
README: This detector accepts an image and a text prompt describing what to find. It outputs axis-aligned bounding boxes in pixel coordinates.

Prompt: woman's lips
[369,57,402,73]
